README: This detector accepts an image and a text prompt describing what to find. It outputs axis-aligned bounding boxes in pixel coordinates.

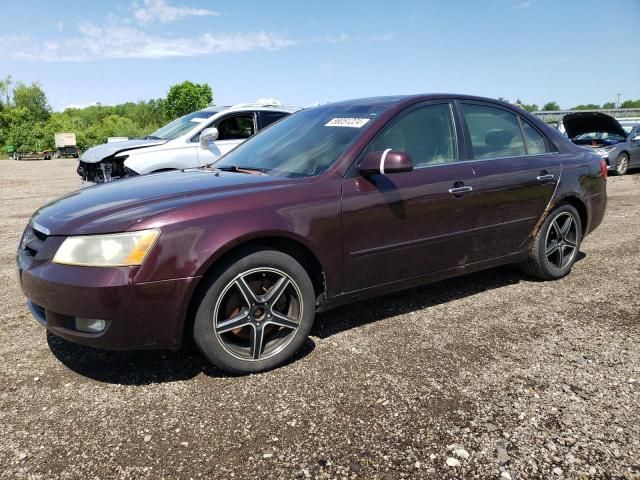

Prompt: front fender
[129,174,344,296]
[124,146,199,174]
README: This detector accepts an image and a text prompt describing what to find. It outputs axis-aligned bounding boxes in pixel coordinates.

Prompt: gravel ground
[0,158,638,479]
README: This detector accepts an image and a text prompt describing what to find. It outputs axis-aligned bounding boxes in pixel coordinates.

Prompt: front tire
[612,152,629,176]
[193,248,315,374]
[521,204,582,280]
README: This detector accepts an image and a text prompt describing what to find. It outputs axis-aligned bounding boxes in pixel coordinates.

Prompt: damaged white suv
[77,103,298,183]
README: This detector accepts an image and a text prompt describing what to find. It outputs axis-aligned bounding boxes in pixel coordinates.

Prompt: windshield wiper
[145,135,164,140]
[216,165,269,176]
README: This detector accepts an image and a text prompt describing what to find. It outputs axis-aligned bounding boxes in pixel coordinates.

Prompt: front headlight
[53,229,160,267]
[596,145,615,156]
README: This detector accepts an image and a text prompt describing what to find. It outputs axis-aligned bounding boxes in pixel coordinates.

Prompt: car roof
[323,94,518,110]
[199,104,300,116]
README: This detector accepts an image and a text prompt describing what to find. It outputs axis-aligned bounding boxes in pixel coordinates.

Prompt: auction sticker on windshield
[325,118,371,128]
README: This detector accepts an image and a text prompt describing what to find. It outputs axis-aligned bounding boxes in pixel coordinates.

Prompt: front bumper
[17,259,199,350]
[597,153,617,170]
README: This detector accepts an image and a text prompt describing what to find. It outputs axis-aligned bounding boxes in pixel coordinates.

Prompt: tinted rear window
[462,104,526,159]
[260,111,289,129]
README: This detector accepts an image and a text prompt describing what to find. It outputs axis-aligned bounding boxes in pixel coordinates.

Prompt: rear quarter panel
[553,150,607,235]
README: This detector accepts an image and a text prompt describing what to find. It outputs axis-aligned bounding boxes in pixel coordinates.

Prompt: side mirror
[632,134,640,142]
[359,150,413,176]
[199,127,219,149]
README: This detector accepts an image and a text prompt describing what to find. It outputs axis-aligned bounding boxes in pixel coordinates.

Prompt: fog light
[75,318,107,333]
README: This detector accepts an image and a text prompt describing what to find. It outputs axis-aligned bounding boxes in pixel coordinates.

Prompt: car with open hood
[77,103,298,184]
[562,111,640,175]
[18,94,607,374]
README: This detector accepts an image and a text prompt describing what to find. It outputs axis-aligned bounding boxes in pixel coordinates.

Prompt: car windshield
[213,104,389,177]
[149,110,218,140]
[574,132,626,142]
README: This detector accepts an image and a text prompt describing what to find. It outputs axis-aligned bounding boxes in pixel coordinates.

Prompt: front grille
[20,224,49,263]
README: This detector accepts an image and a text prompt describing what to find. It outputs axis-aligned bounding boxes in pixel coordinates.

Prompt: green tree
[0,76,208,154]
[620,99,640,108]
[602,102,616,109]
[572,104,600,110]
[542,101,560,111]
[12,82,50,122]
[165,81,213,120]
[0,75,12,108]
[1,107,48,152]
[515,99,538,113]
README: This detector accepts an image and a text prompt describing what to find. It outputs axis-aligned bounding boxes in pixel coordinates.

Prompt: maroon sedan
[17,95,607,374]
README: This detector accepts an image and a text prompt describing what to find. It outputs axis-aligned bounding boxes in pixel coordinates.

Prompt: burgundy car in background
[17,94,607,374]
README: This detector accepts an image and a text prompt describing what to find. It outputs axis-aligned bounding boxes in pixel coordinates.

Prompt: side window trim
[517,116,530,155]
[452,99,473,161]
[347,100,459,176]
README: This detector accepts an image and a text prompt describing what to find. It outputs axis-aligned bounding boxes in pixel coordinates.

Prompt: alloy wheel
[213,267,303,361]
[616,154,629,175]
[545,212,578,270]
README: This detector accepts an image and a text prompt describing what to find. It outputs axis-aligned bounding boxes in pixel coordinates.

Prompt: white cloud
[366,33,393,41]
[132,0,219,24]
[62,101,105,110]
[312,33,393,44]
[516,1,532,8]
[0,23,295,61]
[312,33,351,44]
[0,2,391,64]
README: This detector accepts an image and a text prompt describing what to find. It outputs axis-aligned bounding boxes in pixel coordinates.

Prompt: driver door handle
[448,185,473,194]
[536,174,555,182]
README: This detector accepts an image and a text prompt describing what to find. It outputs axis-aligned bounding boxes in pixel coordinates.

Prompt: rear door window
[521,120,548,154]
[462,104,526,159]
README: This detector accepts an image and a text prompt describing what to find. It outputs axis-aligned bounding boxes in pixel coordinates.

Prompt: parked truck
[54,133,80,158]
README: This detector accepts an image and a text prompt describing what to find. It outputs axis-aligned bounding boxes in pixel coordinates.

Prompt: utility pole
[616,93,621,108]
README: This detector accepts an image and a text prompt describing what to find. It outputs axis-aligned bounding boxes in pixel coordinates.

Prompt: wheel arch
[554,195,588,235]
[182,234,327,344]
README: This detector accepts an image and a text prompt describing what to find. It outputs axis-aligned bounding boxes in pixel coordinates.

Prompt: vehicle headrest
[485,129,515,147]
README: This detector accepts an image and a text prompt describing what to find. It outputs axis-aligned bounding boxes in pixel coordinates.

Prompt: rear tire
[193,248,315,374]
[612,152,629,176]
[521,204,582,280]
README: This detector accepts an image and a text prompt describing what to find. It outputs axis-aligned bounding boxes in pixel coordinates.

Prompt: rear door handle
[448,186,473,194]
[536,174,555,182]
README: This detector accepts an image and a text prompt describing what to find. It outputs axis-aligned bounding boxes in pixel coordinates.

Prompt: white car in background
[77,103,298,183]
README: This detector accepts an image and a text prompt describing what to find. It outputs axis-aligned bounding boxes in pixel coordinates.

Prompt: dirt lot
[0,158,638,479]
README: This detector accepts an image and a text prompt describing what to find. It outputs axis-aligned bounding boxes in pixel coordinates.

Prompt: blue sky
[1,0,639,111]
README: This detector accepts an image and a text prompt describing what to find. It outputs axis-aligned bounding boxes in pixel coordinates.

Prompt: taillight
[600,159,607,178]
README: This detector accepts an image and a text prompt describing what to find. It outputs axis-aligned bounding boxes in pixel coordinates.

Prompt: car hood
[80,139,168,163]
[563,112,627,139]
[31,169,284,235]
